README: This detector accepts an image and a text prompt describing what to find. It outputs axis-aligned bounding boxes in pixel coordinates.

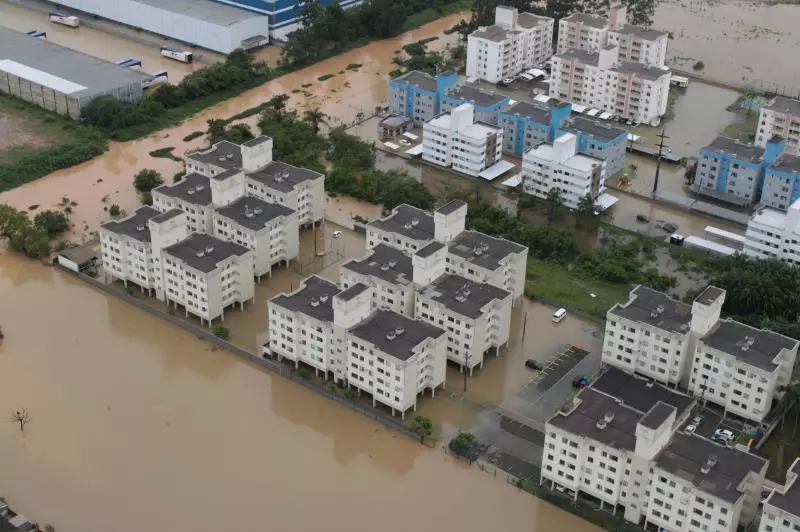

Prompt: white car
[332,230,342,238]
[715,428,734,441]
[684,424,697,435]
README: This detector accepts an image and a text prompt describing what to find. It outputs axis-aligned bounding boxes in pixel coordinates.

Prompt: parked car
[525,359,543,370]
[714,428,735,441]
[684,424,697,435]
[691,415,704,426]
[332,230,342,238]
[499,77,514,86]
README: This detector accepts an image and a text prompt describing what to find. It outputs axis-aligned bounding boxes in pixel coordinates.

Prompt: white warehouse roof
[127,0,268,26]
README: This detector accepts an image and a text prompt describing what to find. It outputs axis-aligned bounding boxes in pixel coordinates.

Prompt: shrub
[212,324,230,341]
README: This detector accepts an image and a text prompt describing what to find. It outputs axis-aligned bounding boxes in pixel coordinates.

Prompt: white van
[552,308,567,323]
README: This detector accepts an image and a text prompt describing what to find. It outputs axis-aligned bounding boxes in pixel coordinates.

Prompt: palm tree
[304,108,328,136]
[206,119,226,144]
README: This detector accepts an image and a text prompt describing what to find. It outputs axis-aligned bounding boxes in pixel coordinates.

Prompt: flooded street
[660,0,800,90]
[0,250,601,532]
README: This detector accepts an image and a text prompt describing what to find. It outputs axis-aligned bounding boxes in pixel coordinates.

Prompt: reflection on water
[0,251,600,532]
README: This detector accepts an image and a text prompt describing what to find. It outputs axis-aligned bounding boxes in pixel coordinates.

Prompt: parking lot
[681,405,752,447]
[517,345,591,397]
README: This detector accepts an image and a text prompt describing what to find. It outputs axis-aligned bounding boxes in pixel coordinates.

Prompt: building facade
[388,70,458,127]
[521,132,607,210]
[744,197,800,264]
[441,84,510,125]
[760,459,800,532]
[466,6,554,83]
[756,97,800,157]
[422,103,503,177]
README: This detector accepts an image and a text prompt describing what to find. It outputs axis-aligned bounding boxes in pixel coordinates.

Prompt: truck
[142,70,169,89]
[49,12,80,27]
[115,58,143,70]
[23,29,47,39]
[160,46,193,64]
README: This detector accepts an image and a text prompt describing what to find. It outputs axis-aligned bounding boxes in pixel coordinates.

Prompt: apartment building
[604,285,694,387]
[340,243,416,316]
[761,150,800,211]
[367,204,436,253]
[521,132,607,209]
[348,309,446,418]
[543,367,695,524]
[560,115,628,176]
[422,103,504,177]
[607,25,668,68]
[550,47,671,125]
[446,229,527,301]
[246,160,325,227]
[756,96,800,157]
[690,316,798,423]
[100,206,162,290]
[466,6,554,84]
[648,433,767,532]
[152,173,215,234]
[556,12,610,55]
[441,84,510,125]
[388,70,458,127]
[693,136,785,207]
[500,100,573,156]
[213,196,298,280]
[760,458,800,532]
[415,273,512,372]
[744,197,800,263]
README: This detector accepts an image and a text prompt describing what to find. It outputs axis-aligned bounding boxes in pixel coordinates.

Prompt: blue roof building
[388,70,458,127]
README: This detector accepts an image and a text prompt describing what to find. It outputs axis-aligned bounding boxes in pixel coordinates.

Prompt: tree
[206,119,227,144]
[212,324,230,341]
[34,210,69,237]
[140,191,153,206]
[133,169,164,194]
[109,204,121,217]
[410,415,433,444]
[303,108,328,136]
[0,324,4,339]
[448,431,477,460]
[779,383,800,437]
[23,230,52,259]
[545,188,565,224]
[9,409,31,433]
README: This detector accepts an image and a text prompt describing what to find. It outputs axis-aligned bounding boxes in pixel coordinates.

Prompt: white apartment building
[348,309,446,418]
[690,317,798,423]
[466,6,554,84]
[213,196,298,281]
[186,136,325,228]
[100,206,162,290]
[152,173,215,234]
[367,203,436,253]
[744,197,800,264]
[760,459,800,532]
[558,5,667,68]
[521,132,607,209]
[550,47,671,125]
[756,97,800,157]
[415,273,512,373]
[446,229,527,301]
[543,367,695,523]
[340,243,417,316]
[423,103,504,177]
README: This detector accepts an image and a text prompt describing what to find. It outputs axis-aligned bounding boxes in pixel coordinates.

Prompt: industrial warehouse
[49,0,271,53]
[0,26,153,119]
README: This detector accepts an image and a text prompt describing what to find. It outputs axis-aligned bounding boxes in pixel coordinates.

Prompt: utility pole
[463,352,471,393]
[652,127,670,197]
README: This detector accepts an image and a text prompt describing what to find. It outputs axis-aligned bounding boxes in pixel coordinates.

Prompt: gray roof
[416,240,446,258]
[608,285,692,334]
[338,282,369,302]
[188,141,242,170]
[471,24,509,43]
[119,0,267,26]
[694,285,725,306]
[348,310,444,361]
[561,12,608,28]
[700,319,798,371]
[247,161,323,193]
[766,460,800,515]
[151,208,184,224]
[391,70,437,92]
[765,96,800,117]
[436,199,467,215]
[445,85,508,109]
[771,153,800,174]
[368,204,435,242]
[57,245,97,266]
[270,276,340,322]
[704,136,765,163]
[342,244,413,286]
[640,401,676,429]
[165,233,249,273]
[614,61,671,81]
[380,115,411,127]
[517,12,551,29]
[242,135,271,148]
[101,206,159,243]
[153,172,212,206]
[448,230,526,271]
[0,26,152,100]
[549,388,645,451]
[555,48,600,66]
[613,24,667,40]
[656,433,766,504]
[501,101,553,123]
[561,116,627,143]
[593,366,694,417]
[214,196,295,231]
[418,274,510,319]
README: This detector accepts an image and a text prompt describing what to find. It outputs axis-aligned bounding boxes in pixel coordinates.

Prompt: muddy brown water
[0,250,601,532]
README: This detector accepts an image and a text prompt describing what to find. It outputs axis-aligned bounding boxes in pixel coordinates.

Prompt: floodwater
[659,0,800,89]
[0,1,207,81]
[0,250,602,532]
[0,11,466,242]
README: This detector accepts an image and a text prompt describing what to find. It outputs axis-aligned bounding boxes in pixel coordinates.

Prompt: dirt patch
[0,109,55,151]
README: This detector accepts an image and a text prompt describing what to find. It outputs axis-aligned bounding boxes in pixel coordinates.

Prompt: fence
[62,265,421,441]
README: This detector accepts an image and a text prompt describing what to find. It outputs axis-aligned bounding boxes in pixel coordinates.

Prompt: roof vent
[282,170,290,178]
[253,207,263,215]
[604,411,615,423]
[310,297,320,307]
[188,188,195,195]
[218,156,226,162]
[455,294,467,303]
[615,397,624,405]
[404,222,412,229]
[136,224,145,231]
[474,247,483,256]
[388,260,397,268]
[395,325,405,336]
[381,264,390,271]
[701,455,718,474]
[227,153,234,159]
[646,380,655,388]
[205,245,214,254]
[320,294,329,303]
[386,330,397,341]
[196,184,205,191]
[596,419,608,430]
[411,217,419,226]
[196,250,205,257]
[741,343,750,352]
[746,335,755,346]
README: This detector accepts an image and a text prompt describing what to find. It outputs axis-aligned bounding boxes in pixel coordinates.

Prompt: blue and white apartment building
[389,70,628,175]
[213,0,362,39]
[694,135,800,209]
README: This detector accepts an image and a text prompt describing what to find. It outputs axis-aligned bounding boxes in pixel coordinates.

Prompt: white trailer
[49,12,80,27]
[160,46,192,64]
